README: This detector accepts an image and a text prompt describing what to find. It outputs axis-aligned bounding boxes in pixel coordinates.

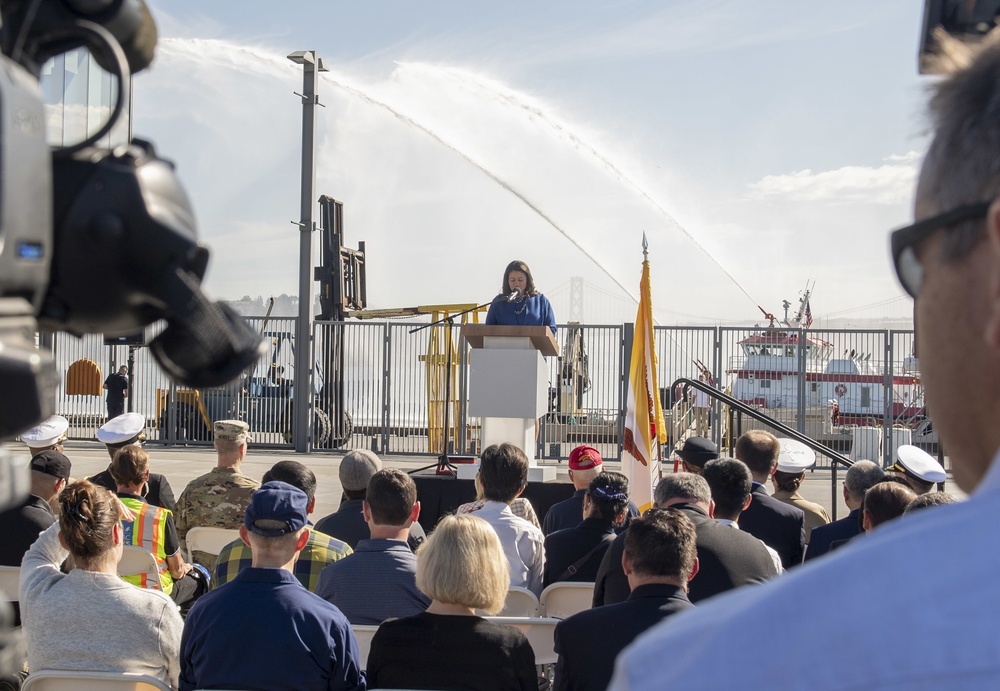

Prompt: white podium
[461,325,558,482]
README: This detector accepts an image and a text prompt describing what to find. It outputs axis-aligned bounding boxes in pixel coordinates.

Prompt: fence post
[619,323,634,462]
[457,331,469,456]
[797,328,807,435]
[379,323,391,455]
[883,331,893,468]
[713,327,723,446]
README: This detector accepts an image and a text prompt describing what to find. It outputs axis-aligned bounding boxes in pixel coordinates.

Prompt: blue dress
[485,293,557,336]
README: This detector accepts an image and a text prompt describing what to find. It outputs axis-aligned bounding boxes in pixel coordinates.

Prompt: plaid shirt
[456,497,541,530]
[212,529,352,592]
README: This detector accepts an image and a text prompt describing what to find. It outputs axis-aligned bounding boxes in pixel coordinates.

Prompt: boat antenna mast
[789,281,814,329]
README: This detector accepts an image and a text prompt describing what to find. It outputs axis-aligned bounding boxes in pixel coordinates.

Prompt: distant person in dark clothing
[366,514,537,691]
[317,469,430,624]
[103,365,129,420]
[554,508,697,691]
[805,460,884,561]
[543,472,629,587]
[543,445,637,535]
[315,449,425,551]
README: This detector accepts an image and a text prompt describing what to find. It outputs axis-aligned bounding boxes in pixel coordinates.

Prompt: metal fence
[46,321,930,468]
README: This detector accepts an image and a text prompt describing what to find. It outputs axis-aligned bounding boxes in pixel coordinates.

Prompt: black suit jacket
[554,583,693,691]
[543,517,616,587]
[739,483,805,569]
[88,467,176,512]
[804,508,861,562]
[593,503,777,606]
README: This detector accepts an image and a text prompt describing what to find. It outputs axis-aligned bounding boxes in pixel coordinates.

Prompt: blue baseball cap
[244,481,309,536]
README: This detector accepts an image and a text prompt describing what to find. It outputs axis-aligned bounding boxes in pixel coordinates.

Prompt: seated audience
[674,436,718,475]
[805,460,884,561]
[317,469,430,623]
[541,446,638,536]
[554,508,697,691]
[904,491,959,514]
[457,472,541,529]
[175,419,259,567]
[594,472,775,606]
[20,480,182,688]
[111,445,207,614]
[366,514,537,691]
[181,482,364,691]
[315,449,425,551]
[467,443,545,595]
[862,481,917,532]
[702,459,783,573]
[889,445,947,495]
[0,451,71,568]
[543,472,629,587]
[734,430,806,569]
[89,413,176,511]
[214,460,352,591]
[770,439,831,543]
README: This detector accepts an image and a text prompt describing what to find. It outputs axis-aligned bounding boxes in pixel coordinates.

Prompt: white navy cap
[891,445,946,484]
[21,415,69,449]
[776,438,816,473]
[97,412,146,445]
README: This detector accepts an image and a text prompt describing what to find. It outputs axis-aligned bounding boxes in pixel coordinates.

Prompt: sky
[132,0,928,325]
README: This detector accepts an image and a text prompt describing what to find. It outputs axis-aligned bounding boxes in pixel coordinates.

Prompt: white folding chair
[185,527,241,563]
[117,545,161,591]
[352,624,379,669]
[477,586,540,617]
[0,565,20,601]
[21,670,171,690]
[539,581,595,619]
[485,616,559,665]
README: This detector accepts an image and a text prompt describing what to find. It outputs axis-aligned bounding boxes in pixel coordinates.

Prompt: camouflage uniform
[175,467,259,567]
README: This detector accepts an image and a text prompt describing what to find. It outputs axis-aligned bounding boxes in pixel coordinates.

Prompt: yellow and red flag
[622,234,666,512]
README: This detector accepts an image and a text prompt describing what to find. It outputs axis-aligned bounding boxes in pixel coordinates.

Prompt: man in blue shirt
[317,469,430,624]
[180,481,365,691]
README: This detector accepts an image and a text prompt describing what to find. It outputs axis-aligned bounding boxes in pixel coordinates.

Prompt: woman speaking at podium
[485,260,557,336]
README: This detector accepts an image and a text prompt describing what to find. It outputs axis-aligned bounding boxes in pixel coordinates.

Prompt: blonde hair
[416,515,509,614]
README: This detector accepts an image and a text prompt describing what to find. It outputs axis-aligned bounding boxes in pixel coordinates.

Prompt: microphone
[505,288,522,303]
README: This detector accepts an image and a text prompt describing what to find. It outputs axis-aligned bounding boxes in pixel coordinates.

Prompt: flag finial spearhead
[642,231,648,258]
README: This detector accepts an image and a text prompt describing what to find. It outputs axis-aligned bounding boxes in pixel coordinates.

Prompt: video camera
[0,0,264,444]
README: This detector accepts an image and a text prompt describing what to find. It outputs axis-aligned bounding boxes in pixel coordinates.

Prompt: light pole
[288,50,327,453]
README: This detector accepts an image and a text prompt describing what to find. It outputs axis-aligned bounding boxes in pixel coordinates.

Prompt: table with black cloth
[412,471,575,532]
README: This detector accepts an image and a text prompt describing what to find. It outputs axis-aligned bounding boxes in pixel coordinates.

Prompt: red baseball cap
[569,445,603,470]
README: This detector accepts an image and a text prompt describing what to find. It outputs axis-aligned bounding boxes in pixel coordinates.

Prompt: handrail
[671,377,852,522]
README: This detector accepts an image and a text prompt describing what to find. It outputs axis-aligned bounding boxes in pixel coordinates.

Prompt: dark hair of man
[263,460,317,502]
[586,471,630,522]
[109,444,148,487]
[654,472,711,506]
[863,481,917,529]
[701,458,752,519]
[500,260,538,296]
[479,443,529,503]
[367,469,417,526]
[734,430,780,477]
[904,491,959,514]
[773,470,804,493]
[624,508,696,580]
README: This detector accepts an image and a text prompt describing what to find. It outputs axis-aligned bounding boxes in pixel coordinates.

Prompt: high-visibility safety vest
[120,496,175,595]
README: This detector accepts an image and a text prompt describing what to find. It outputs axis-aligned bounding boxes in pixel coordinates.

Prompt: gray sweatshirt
[20,522,183,689]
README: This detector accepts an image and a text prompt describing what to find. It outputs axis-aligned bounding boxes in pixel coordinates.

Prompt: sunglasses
[890,202,990,298]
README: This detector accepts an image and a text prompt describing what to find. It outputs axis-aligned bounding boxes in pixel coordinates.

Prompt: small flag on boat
[804,299,813,328]
[622,233,666,513]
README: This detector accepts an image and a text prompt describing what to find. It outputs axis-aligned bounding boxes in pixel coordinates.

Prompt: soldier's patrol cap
[339,449,383,491]
[214,419,251,442]
[21,415,69,449]
[776,438,816,473]
[30,450,73,480]
[890,445,947,484]
[97,412,146,446]
[676,437,718,468]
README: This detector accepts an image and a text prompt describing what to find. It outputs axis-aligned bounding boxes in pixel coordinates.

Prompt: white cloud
[745,152,922,204]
